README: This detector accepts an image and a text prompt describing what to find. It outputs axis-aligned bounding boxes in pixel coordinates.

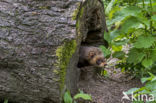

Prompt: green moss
[72,7,84,20]
[72,9,79,20]
[72,3,81,20]
[76,6,85,38]
[79,7,84,18]
[53,69,59,75]
[72,3,84,20]
[56,40,77,92]
[76,19,80,31]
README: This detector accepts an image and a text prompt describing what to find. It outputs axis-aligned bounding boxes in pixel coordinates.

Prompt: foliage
[4,99,8,103]
[64,91,73,103]
[63,90,92,103]
[125,73,156,103]
[99,45,111,58]
[104,1,156,102]
[104,0,156,77]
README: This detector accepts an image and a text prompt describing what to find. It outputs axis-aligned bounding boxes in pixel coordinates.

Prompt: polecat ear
[97,50,102,54]
[88,51,96,58]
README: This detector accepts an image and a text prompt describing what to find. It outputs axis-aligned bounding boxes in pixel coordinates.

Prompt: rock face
[0,0,107,103]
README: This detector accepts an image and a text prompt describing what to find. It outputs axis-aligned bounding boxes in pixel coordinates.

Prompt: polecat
[78,46,107,68]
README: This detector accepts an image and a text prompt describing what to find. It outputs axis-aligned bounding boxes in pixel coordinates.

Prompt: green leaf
[121,67,125,73]
[145,81,156,91]
[147,72,156,82]
[148,72,155,77]
[101,70,108,76]
[151,91,156,100]
[120,6,142,17]
[127,49,145,64]
[142,59,153,68]
[109,6,142,25]
[108,6,120,20]
[112,51,125,59]
[141,77,149,83]
[121,16,141,33]
[139,89,151,94]
[136,13,150,27]
[104,31,112,43]
[125,88,140,95]
[152,15,156,21]
[110,29,121,40]
[151,76,156,82]
[4,99,8,103]
[99,45,111,58]
[113,39,129,46]
[74,93,92,100]
[105,0,118,15]
[150,48,156,62]
[134,35,155,48]
[64,91,73,103]
[137,87,147,92]
[112,45,122,52]
[141,77,153,83]
[133,101,144,103]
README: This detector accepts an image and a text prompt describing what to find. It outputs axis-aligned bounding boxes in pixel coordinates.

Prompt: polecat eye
[89,51,96,58]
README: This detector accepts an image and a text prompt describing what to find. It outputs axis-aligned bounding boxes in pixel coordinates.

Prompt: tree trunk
[0,0,107,103]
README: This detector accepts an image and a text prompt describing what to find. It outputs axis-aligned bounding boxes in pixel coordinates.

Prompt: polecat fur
[78,46,107,68]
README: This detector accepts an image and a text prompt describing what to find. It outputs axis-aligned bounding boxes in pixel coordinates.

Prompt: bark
[0,0,107,103]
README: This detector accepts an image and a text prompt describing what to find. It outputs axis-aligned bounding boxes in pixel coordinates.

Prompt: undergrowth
[102,0,156,102]
[103,0,156,77]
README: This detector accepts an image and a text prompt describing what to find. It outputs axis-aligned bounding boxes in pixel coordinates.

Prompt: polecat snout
[78,46,107,68]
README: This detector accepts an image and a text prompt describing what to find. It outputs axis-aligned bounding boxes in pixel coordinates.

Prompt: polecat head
[88,50,107,67]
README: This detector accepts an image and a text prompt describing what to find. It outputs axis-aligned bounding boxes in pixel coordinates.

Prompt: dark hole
[81,30,102,45]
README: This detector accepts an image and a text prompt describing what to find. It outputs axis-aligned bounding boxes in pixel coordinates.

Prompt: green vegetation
[63,90,92,103]
[103,0,156,77]
[102,0,156,102]
[125,73,156,103]
[72,3,81,20]
[4,99,8,103]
